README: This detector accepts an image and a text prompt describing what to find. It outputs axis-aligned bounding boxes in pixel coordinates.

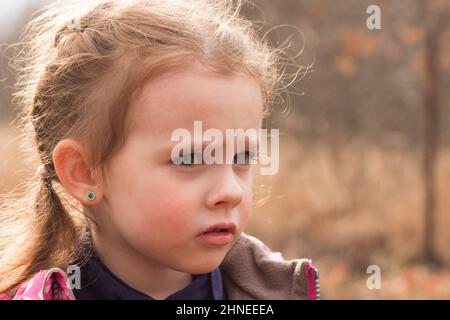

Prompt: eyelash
[171,151,257,166]
[233,151,257,165]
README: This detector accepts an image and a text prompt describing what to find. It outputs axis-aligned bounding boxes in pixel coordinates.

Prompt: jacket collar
[220,233,319,300]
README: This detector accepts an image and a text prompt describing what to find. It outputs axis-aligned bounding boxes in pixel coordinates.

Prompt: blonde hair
[0,0,290,293]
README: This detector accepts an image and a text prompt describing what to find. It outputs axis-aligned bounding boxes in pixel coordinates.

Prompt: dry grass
[1,120,450,299]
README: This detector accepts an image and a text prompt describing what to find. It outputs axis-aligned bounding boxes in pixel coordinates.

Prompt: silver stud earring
[87,191,96,201]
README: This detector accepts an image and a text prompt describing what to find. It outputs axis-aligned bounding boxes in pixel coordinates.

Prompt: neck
[91,232,192,300]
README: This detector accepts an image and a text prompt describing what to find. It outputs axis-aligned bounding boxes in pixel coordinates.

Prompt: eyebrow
[164,137,259,152]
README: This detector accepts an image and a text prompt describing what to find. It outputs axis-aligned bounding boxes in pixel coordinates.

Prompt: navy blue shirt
[73,250,227,300]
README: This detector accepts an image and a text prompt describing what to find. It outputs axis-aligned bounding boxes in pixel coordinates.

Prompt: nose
[205,165,244,210]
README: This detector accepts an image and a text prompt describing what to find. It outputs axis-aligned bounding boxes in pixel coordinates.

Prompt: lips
[199,222,237,236]
[197,222,237,246]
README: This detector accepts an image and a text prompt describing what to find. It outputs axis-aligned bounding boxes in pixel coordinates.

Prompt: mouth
[196,222,237,246]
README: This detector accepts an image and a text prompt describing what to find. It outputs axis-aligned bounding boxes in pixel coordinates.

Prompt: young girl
[0,0,319,300]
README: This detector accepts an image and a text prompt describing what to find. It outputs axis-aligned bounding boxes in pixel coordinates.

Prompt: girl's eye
[172,153,203,166]
[233,151,256,165]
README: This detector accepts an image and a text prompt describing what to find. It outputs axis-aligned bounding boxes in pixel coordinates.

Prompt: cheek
[131,182,200,236]
[238,180,253,227]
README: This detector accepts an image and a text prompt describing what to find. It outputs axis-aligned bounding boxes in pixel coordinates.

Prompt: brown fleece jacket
[220,233,319,300]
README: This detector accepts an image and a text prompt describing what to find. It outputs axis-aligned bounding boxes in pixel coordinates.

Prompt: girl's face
[96,61,263,274]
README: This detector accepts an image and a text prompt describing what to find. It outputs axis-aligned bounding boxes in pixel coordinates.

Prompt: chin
[182,251,227,275]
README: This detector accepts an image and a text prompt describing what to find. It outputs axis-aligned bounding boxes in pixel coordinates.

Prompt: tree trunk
[421,10,445,265]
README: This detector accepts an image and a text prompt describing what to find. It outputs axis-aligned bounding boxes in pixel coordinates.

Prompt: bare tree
[420,1,449,264]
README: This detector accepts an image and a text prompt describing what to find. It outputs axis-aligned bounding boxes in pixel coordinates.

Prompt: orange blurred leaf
[336,27,381,59]
[399,26,424,45]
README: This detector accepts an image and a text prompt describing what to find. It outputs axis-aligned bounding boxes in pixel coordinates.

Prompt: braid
[25,165,79,277]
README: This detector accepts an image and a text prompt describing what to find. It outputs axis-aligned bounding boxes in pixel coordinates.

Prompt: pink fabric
[305,262,317,300]
[0,268,75,300]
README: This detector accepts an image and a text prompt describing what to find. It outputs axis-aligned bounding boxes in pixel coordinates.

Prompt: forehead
[126,62,263,140]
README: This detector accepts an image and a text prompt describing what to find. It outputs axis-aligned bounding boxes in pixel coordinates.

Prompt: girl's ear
[52,139,102,205]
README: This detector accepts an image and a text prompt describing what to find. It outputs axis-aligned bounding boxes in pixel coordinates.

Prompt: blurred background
[1,0,450,299]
